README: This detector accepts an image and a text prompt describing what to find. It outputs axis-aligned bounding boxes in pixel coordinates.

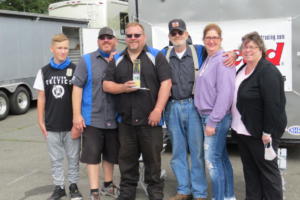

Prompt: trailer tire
[9,86,30,115]
[0,91,9,120]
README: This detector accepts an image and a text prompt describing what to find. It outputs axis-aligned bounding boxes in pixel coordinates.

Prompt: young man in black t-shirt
[33,34,83,200]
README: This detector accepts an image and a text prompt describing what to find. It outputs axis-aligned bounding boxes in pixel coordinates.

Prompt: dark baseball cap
[98,27,115,38]
[168,19,187,32]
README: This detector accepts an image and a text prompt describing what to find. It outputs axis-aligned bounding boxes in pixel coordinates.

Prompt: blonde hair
[203,23,222,39]
[51,34,69,45]
[125,22,145,33]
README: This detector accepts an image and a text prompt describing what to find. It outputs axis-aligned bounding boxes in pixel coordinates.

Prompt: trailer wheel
[9,86,30,115]
[0,91,9,120]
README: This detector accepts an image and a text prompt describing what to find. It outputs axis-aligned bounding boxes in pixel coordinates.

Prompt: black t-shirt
[104,46,171,126]
[41,63,75,131]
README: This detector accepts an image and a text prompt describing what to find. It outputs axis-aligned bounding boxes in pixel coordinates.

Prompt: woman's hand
[205,125,216,136]
[262,133,272,144]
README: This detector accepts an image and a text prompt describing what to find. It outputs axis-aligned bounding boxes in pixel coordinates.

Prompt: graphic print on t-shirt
[52,85,64,98]
[45,76,72,99]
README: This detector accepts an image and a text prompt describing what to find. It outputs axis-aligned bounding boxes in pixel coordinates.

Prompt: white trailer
[48,0,129,50]
[0,1,129,120]
[128,0,300,143]
[0,10,89,120]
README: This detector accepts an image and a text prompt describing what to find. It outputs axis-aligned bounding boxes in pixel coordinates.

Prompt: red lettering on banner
[234,42,284,66]
[266,42,284,65]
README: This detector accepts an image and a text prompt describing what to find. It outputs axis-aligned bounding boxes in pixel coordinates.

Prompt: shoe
[168,194,193,200]
[100,183,120,198]
[69,183,83,200]
[47,185,66,200]
[90,192,100,200]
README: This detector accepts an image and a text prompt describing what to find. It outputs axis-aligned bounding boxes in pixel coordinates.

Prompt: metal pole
[135,0,139,22]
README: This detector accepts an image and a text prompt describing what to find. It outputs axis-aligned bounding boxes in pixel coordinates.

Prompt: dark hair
[240,31,266,58]
[203,23,222,39]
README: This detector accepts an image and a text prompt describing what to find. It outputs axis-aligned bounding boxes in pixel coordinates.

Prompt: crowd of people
[34,19,287,200]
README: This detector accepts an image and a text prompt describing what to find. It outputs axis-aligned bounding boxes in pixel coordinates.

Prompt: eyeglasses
[99,35,114,40]
[204,36,220,41]
[170,30,184,37]
[126,34,142,39]
[242,46,259,50]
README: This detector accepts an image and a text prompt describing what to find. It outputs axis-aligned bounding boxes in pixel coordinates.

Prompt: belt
[169,96,193,103]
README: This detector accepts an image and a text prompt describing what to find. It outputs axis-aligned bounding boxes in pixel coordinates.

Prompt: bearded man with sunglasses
[163,19,237,200]
[103,22,172,200]
[72,27,120,200]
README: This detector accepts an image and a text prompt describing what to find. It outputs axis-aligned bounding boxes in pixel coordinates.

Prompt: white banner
[151,17,292,91]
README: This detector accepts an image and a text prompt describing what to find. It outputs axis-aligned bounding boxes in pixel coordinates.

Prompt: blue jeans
[165,98,207,198]
[201,114,235,200]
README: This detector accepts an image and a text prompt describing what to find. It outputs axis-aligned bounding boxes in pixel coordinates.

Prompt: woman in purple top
[194,24,236,200]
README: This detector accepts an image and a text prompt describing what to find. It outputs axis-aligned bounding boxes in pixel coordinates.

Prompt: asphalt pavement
[0,106,299,200]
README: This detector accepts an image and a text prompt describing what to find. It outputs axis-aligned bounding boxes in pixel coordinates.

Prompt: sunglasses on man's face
[126,33,142,39]
[170,30,184,37]
[99,35,114,40]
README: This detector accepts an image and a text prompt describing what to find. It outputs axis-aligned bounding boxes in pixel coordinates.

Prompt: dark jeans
[118,123,164,200]
[232,130,282,200]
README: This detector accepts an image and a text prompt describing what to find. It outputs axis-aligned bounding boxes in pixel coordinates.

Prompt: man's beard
[171,39,187,47]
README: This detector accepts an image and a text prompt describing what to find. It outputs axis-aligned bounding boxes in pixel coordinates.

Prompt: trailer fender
[0,82,31,94]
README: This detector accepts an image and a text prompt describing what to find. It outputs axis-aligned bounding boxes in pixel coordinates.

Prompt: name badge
[66,68,73,77]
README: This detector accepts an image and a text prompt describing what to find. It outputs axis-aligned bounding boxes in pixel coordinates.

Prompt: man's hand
[123,81,139,93]
[148,107,162,127]
[205,125,216,136]
[38,121,48,137]
[106,51,117,62]
[223,51,237,67]
[73,114,86,132]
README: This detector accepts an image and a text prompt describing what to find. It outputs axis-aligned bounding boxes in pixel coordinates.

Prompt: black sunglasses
[170,30,184,37]
[126,34,142,39]
[99,35,114,40]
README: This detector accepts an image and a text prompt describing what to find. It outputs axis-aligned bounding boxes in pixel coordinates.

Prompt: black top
[42,63,75,132]
[104,46,171,126]
[236,58,287,139]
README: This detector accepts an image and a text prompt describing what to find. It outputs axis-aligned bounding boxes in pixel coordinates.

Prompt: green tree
[0,0,63,14]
